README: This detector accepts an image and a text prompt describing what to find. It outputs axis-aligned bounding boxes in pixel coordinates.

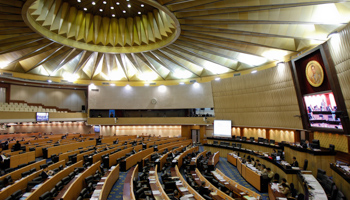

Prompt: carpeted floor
[107,171,128,200]
[200,145,269,200]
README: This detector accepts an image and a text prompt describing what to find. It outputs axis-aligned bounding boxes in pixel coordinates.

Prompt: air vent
[150,82,156,86]
[102,82,109,85]
[2,72,13,77]
[234,73,241,77]
[189,80,197,83]
[91,89,99,92]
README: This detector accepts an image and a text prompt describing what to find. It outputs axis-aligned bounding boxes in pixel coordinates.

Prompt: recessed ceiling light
[77,0,81,2]
[111,6,114,9]
[116,2,120,5]
[215,77,221,81]
[48,80,52,83]
[127,4,131,8]
[112,14,115,17]
[179,82,185,85]
[144,83,149,86]
[103,1,107,4]
[141,4,144,7]
[92,2,96,5]
[126,0,129,1]
[251,70,257,74]
[110,83,116,86]
[99,9,103,12]
[123,10,126,13]
[138,12,141,14]
[83,8,87,11]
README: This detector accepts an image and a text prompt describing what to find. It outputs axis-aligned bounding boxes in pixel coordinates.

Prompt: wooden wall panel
[211,64,302,129]
[313,131,348,153]
[327,24,350,116]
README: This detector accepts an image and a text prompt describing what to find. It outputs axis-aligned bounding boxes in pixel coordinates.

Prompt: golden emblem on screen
[305,60,324,87]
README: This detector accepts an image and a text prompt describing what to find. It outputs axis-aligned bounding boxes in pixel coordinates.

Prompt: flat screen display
[94,125,100,133]
[214,120,232,137]
[109,110,115,118]
[304,91,343,129]
[36,112,49,122]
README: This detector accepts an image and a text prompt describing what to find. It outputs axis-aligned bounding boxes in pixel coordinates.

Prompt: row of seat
[0,102,68,113]
[317,169,345,200]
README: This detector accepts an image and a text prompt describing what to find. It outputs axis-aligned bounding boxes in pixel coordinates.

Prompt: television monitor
[36,112,49,122]
[304,91,343,130]
[276,156,281,161]
[94,125,100,133]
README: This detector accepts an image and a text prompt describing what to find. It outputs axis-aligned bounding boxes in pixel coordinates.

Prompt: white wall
[88,82,214,109]
[10,85,86,111]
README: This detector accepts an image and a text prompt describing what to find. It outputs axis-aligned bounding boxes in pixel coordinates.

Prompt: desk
[299,172,327,200]
[149,166,170,200]
[208,151,220,170]
[212,168,261,199]
[172,166,199,200]
[192,169,234,200]
[284,145,335,177]
[330,163,350,200]
[123,165,138,200]
[268,183,287,200]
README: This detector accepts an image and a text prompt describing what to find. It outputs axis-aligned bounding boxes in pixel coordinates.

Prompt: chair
[30,168,36,173]
[47,161,53,166]
[336,190,346,200]
[329,144,335,152]
[80,188,89,198]
[303,159,308,170]
[55,181,64,191]
[21,170,31,178]
[273,173,280,183]
[330,185,338,200]
[203,194,213,200]
[297,193,304,200]
[5,175,13,185]
[11,189,22,200]
[39,191,52,200]
[317,168,326,183]
[62,176,70,185]
[40,164,48,169]
[290,183,297,197]
[50,187,58,197]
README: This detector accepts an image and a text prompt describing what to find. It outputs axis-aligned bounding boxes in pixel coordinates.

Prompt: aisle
[200,145,269,200]
[107,171,128,200]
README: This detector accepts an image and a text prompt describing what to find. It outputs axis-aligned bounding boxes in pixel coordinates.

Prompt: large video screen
[214,120,232,137]
[36,112,49,122]
[304,91,342,129]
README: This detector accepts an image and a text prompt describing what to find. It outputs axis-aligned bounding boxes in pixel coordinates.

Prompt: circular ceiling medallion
[22,0,181,54]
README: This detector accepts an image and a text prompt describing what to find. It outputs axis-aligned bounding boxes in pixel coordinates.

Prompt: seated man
[14,141,21,151]
[280,183,292,197]
[291,157,299,167]
[302,140,310,149]
[266,168,274,181]
[278,178,289,187]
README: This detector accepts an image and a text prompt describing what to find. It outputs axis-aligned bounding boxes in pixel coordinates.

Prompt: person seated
[255,159,260,168]
[302,140,310,149]
[198,181,211,196]
[251,158,255,167]
[14,141,21,151]
[21,137,25,142]
[291,157,299,167]
[280,183,292,197]
[278,178,289,187]
[168,190,180,200]
[257,163,262,171]
[261,165,267,174]
[266,168,274,181]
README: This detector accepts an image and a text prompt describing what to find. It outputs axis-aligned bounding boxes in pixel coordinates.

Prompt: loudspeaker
[82,105,85,111]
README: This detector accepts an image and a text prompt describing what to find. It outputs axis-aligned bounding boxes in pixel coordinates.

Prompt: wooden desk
[192,169,234,200]
[284,145,336,177]
[149,166,170,200]
[123,165,138,200]
[173,165,204,200]
[60,161,101,200]
[330,163,350,200]
[212,168,261,199]
[9,151,35,168]
[190,150,207,169]
[0,159,45,182]
[268,183,287,200]
[208,151,220,169]
[26,161,84,200]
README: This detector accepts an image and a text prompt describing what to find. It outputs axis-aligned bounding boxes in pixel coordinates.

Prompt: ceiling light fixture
[127,4,131,8]
[111,6,114,9]
[215,77,221,81]
[144,83,150,86]
[179,82,185,85]
[83,8,87,11]
[77,0,81,2]
[251,70,257,74]
[92,1,96,5]
[141,4,144,7]
[99,9,103,12]
[116,2,120,5]
[123,10,126,13]
[110,83,116,86]
[103,1,107,4]
[112,14,115,17]
[138,12,141,14]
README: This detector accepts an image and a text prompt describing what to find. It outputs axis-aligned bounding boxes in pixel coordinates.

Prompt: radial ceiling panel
[0,0,349,83]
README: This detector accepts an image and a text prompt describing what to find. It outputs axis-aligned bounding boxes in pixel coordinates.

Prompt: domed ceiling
[0,0,349,84]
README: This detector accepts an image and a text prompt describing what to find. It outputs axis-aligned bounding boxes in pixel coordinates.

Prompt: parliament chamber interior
[1,0,350,200]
